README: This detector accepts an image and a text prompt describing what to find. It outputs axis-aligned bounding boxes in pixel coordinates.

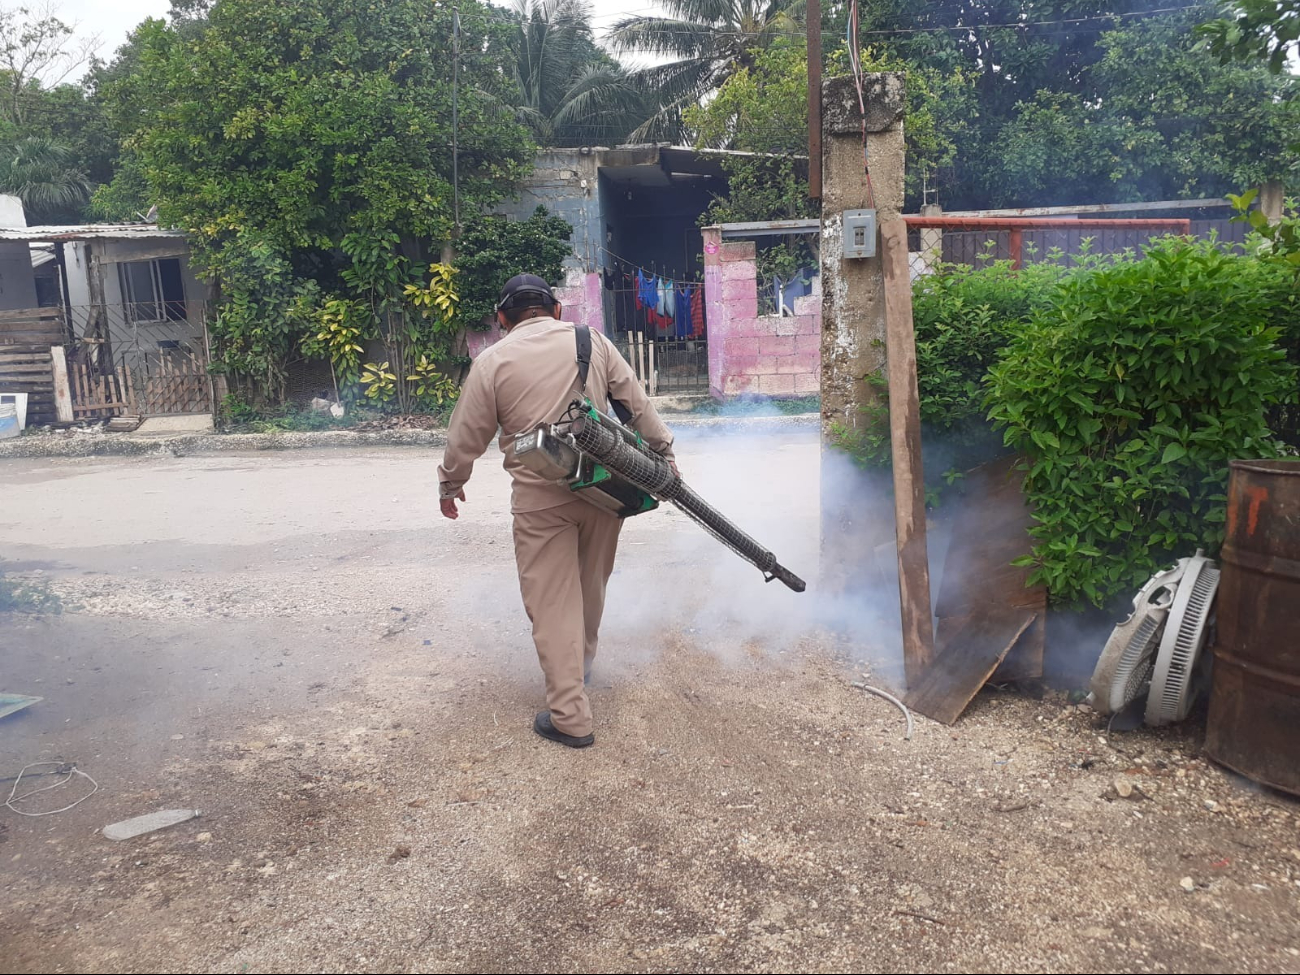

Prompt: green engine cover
[569,457,658,518]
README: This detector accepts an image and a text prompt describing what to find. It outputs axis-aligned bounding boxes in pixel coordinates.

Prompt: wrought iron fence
[65,301,214,417]
[603,277,708,395]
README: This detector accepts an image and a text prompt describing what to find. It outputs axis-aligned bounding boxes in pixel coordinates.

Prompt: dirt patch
[4,629,1298,975]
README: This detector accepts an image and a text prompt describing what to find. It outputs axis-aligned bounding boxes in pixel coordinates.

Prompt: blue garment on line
[657,277,674,320]
[636,270,658,309]
[783,272,813,313]
[674,285,693,339]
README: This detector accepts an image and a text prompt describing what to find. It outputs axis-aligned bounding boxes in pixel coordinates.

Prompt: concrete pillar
[1260,179,1285,226]
[819,73,907,593]
[919,203,943,271]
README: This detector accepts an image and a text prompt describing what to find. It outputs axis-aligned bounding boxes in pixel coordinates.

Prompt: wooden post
[881,219,936,686]
[86,245,112,370]
[1261,179,1285,226]
[123,365,132,413]
[636,329,647,393]
[50,345,74,424]
[73,359,86,412]
[807,0,822,200]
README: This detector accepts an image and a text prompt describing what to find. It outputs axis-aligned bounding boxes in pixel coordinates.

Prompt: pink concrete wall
[465,271,604,360]
[702,228,821,399]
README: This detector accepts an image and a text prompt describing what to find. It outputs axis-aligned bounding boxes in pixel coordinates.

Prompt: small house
[0,200,213,426]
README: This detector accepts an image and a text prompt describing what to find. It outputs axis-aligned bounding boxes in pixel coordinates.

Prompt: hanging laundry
[634,270,650,310]
[691,286,704,338]
[674,285,693,339]
[657,277,674,321]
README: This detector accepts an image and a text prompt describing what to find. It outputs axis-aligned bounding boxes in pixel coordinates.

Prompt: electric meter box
[842,209,877,259]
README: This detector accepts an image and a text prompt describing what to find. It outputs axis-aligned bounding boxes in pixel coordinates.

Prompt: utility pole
[452,1,461,235]
[819,72,916,661]
[807,0,822,200]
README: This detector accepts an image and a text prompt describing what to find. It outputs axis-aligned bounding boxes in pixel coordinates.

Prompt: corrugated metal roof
[0,223,186,242]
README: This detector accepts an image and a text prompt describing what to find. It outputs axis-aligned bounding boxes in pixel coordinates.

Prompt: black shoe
[534,711,594,749]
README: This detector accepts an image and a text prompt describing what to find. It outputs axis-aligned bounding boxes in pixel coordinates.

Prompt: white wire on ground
[6,762,99,817]
[851,682,915,741]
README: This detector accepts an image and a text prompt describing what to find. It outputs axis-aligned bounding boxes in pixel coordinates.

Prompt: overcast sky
[56,0,664,67]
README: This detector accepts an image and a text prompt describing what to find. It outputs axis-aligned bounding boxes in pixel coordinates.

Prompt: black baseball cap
[496,273,556,312]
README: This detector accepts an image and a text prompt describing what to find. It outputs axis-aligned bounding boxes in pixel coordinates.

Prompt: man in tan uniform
[438,274,676,749]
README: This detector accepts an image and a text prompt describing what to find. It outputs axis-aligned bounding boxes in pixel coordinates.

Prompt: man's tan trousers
[512,500,623,737]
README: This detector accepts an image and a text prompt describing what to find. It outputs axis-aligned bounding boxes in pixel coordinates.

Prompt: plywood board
[907,611,1037,725]
[934,455,1047,684]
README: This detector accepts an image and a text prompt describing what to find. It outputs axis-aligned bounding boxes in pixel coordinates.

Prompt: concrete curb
[0,413,820,460]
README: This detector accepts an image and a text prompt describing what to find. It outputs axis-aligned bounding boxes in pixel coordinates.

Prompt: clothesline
[599,246,699,289]
[600,246,705,340]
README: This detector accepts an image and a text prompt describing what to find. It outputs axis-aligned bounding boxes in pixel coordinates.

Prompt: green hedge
[832,258,1063,486]
[987,238,1297,606]
[833,239,1300,608]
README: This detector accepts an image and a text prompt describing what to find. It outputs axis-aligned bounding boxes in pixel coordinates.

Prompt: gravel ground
[1,430,1297,975]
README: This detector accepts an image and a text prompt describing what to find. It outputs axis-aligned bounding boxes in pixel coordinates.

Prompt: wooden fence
[69,356,134,419]
[68,351,211,419]
[139,353,211,415]
[0,307,64,348]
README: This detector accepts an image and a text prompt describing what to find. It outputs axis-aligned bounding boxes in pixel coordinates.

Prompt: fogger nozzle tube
[568,404,806,593]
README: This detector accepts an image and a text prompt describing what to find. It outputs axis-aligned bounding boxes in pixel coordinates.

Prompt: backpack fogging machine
[515,397,807,593]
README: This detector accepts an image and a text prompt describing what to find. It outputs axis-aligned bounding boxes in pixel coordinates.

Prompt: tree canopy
[504,0,644,147]
[693,1,1298,214]
[1201,0,1300,72]
[5,0,1296,227]
[976,5,1298,206]
[611,0,806,141]
[0,133,90,221]
[92,0,535,396]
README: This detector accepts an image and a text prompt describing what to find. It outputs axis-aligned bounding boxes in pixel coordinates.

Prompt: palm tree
[506,0,647,147]
[0,136,92,223]
[609,0,806,142]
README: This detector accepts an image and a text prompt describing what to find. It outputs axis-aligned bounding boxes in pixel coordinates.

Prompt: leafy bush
[1228,189,1300,447]
[832,259,1068,479]
[455,207,573,326]
[914,260,1069,433]
[987,238,1296,607]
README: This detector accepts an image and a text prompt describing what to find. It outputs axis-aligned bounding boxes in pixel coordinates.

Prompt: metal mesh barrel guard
[570,411,806,592]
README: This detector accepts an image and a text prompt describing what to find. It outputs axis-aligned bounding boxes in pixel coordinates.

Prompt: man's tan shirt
[437,317,676,513]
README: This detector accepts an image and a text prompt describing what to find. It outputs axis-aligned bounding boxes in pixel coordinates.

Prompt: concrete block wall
[465,270,605,360]
[494,148,602,272]
[702,227,821,399]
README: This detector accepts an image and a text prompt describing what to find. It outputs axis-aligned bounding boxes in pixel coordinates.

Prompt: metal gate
[67,303,214,418]
[603,274,708,395]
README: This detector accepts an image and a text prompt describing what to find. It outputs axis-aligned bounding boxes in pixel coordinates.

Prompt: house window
[34,272,61,308]
[120,258,186,323]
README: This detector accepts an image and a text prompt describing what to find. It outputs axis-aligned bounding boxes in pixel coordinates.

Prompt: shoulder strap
[574,323,634,424]
[574,323,592,391]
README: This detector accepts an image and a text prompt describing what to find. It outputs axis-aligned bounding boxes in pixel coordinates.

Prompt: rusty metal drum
[1205,459,1300,795]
